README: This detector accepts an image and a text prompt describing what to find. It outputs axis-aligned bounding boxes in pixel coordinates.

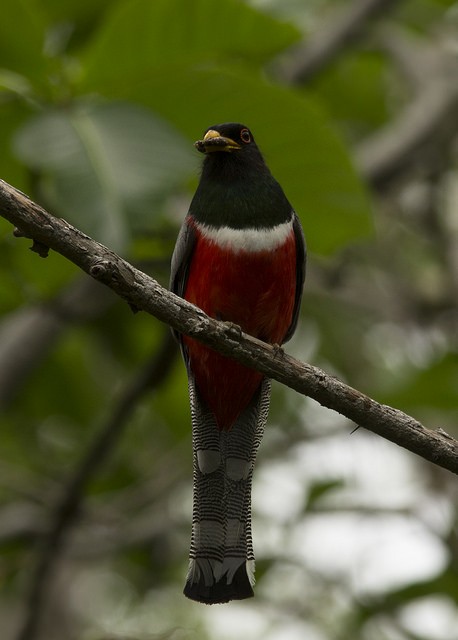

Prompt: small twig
[273,0,458,192]
[0,179,457,476]
[16,331,178,640]
[356,59,458,188]
[277,0,399,84]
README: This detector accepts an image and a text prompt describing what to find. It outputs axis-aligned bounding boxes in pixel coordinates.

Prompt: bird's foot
[223,321,243,338]
[271,343,285,357]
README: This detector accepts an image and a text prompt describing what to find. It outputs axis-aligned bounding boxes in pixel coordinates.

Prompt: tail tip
[184,560,254,604]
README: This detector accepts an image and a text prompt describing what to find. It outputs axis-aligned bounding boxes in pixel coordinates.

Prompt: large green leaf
[37,0,114,48]
[13,101,195,249]
[82,63,373,254]
[0,0,49,89]
[76,0,371,254]
[309,51,390,138]
[82,0,300,87]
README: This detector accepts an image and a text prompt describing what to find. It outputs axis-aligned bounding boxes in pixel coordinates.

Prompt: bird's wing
[170,216,196,297]
[169,217,197,348]
[283,212,306,343]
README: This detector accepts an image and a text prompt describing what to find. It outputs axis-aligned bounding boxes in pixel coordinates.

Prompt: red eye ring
[240,128,251,144]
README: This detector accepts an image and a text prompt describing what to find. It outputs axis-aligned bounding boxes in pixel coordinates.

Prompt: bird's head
[190,122,290,227]
[195,123,256,155]
[194,123,267,180]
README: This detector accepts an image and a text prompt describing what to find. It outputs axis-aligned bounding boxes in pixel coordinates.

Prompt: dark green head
[191,123,292,229]
[195,123,257,152]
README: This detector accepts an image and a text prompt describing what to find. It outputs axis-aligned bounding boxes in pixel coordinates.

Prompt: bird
[170,123,306,604]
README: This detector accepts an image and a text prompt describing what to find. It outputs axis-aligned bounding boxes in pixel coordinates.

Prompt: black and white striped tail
[184,377,271,604]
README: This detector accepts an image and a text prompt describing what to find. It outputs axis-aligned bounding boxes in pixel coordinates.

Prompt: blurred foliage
[0,1,457,640]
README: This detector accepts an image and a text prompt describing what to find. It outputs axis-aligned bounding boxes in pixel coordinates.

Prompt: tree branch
[277,0,399,84]
[1,178,457,476]
[356,52,458,188]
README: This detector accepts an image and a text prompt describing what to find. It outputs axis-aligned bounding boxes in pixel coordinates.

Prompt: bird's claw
[223,321,243,338]
[272,343,285,357]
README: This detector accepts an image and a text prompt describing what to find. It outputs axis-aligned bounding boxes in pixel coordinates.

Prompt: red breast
[183,220,297,430]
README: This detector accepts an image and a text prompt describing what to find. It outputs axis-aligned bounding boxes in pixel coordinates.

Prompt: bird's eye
[240,128,251,144]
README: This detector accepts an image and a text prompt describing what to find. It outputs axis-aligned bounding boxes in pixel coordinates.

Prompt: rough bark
[1,178,457,475]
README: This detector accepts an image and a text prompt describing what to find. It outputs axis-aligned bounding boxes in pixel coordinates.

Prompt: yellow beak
[195,130,241,153]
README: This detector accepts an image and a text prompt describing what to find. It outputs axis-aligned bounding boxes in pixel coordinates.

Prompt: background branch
[0,278,113,409]
[1,179,457,476]
[277,0,399,84]
[356,50,458,189]
[273,1,458,192]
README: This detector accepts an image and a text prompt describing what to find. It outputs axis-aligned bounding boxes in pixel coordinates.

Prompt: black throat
[190,147,292,229]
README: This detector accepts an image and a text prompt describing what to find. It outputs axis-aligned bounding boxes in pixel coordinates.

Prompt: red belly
[183,230,297,430]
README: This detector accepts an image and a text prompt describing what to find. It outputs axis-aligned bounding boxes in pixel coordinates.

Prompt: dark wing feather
[283,212,306,343]
[169,217,197,345]
[170,217,196,296]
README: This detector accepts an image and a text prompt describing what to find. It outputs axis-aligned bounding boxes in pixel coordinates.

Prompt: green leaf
[0,237,78,312]
[394,0,458,33]
[0,0,49,88]
[37,0,115,49]
[83,63,373,253]
[82,0,300,87]
[13,101,195,249]
[309,51,390,138]
[76,0,371,253]
[381,353,458,415]
[306,479,345,510]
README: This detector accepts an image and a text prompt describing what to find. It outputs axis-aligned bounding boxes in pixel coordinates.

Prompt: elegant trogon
[170,123,306,604]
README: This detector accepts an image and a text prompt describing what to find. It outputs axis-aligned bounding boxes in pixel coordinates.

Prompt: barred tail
[184,378,271,604]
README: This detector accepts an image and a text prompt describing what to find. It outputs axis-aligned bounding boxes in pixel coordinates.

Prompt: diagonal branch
[1,178,457,475]
[356,54,458,188]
